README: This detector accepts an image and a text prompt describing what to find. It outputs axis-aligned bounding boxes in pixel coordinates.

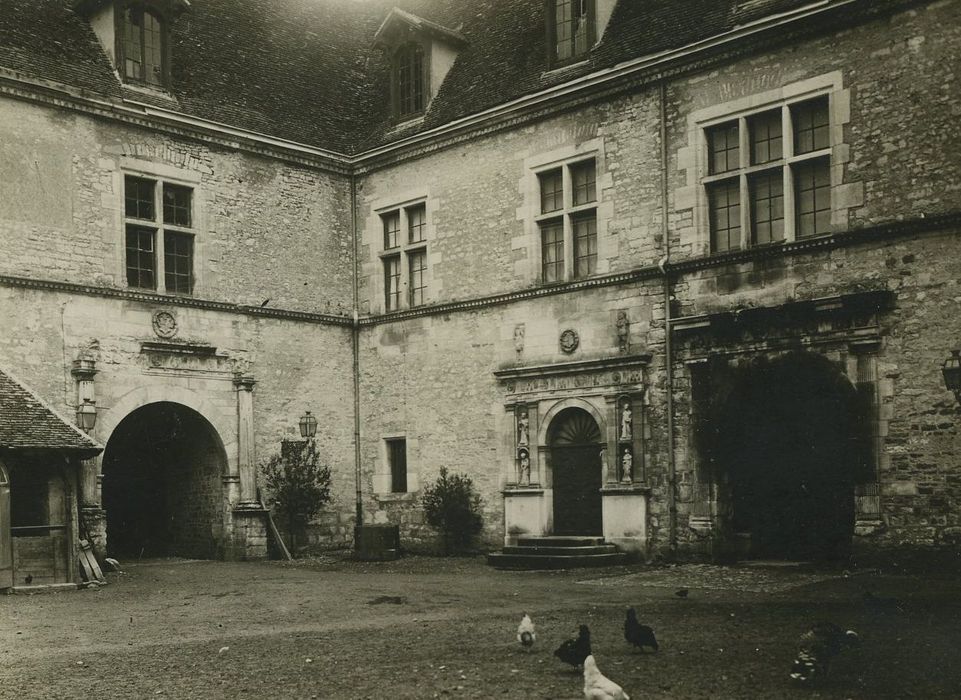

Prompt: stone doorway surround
[674,290,893,558]
[494,353,652,554]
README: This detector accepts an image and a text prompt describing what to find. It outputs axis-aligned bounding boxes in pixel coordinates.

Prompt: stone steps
[487,535,627,570]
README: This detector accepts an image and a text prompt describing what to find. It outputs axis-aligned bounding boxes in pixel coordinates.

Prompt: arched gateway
[102,402,228,559]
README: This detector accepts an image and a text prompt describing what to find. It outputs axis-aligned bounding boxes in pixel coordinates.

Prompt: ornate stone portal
[495,354,652,553]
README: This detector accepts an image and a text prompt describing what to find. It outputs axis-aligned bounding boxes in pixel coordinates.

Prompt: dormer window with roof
[394,42,426,119]
[119,3,165,87]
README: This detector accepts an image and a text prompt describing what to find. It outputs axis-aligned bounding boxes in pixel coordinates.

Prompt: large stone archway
[102,402,229,559]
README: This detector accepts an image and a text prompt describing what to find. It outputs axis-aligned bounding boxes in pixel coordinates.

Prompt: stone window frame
[373,433,421,497]
[115,1,171,89]
[676,71,861,258]
[116,158,204,296]
[369,192,437,314]
[519,138,613,285]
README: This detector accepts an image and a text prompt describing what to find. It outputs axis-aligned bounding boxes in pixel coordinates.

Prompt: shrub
[260,440,331,555]
[421,467,483,555]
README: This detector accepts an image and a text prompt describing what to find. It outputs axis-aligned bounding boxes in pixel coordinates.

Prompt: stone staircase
[486,536,627,570]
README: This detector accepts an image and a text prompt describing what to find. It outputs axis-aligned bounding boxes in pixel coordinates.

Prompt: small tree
[421,467,483,555]
[260,440,331,555]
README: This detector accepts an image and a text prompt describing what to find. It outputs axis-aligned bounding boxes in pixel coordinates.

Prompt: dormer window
[549,0,595,66]
[119,3,166,87]
[395,43,426,119]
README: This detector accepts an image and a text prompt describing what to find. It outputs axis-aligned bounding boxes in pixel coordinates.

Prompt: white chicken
[516,612,536,651]
[583,655,630,700]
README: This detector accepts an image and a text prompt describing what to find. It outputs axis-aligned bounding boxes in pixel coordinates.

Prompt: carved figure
[620,402,632,441]
[517,409,530,446]
[513,324,525,353]
[621,448,633,483]
[518,449,531,485]
[616,311,630,353]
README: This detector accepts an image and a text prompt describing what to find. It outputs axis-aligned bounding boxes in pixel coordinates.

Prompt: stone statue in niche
[621,447,633,483]
[616,310,630,353]
[619,401,632,441]
[517,408,530,446]
[518,448,531,486]
[513,324,525,354]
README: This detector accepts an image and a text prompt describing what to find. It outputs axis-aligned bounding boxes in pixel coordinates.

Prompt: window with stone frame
[393,42,427,120]
[380,201,429,311]
[536,158,598,283]
[124,174,195,295]
[703,95,832,253]
[386,438,408,493]
[118,2,167,88]
[547,0,595,67]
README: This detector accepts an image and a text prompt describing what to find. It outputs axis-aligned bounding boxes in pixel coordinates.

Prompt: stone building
[0,0,957,566]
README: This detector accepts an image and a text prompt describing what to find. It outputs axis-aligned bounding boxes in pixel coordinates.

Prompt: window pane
[540,220,564,283]
[749,110,783,165]
[383,211,400,249]
[539,169,563,213]
[708,179,741,252]
[123,7,144,81]
[749,169,784,245]
[707,121,739,174]
[125,176,155,220]
[162,183,192,227]
[408,249,427,307]
[384,255,401,311]
[164,231,193,295]
[554,0,573,61]
[397,44,424,117]
[794,157,831,237]
[125,225,156,289]
[407,204,426,243]
[143,10,163,86]
[388,439,407,493]
[571,160,596,206]
[572,0,591,57]
[792,96,830,155]
[573,213,596,278]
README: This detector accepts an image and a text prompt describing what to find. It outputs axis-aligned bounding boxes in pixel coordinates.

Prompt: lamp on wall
[299,410,318,439]
[76,398,97,432]
[942,350,961,406]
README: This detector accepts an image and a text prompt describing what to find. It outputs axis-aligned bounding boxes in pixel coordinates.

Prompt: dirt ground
[1,555,959,699]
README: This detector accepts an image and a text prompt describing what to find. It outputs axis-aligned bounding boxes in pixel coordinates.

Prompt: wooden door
[0,463,11,589]
[549,408,603,536]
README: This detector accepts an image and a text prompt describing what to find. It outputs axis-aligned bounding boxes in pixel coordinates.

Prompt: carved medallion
[559,329,579,354]
[152,310,178,339]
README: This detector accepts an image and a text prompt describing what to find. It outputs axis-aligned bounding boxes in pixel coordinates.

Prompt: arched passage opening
[549,407,603,536]
[102,402,227,559]
[712,352,864,560]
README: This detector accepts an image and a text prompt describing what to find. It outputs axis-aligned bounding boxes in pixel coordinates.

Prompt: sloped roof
[0,0,878,154]
[0,367,103,457]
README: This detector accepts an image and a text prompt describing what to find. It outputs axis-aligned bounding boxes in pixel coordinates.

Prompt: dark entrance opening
[550,407,603,536]
[713,353,863,560]
[102,402,226,559]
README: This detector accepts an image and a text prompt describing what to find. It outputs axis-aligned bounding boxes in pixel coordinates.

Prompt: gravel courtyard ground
[1,555,959,699]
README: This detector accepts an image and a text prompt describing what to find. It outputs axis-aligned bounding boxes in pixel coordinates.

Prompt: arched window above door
[549,407,601,445]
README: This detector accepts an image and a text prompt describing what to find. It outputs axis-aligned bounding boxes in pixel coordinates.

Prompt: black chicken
[554,624,592,669]
[789,622,859,683]
[624,608,658,653]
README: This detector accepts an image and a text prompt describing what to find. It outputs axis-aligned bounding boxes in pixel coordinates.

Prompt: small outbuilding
[0,367,102,591]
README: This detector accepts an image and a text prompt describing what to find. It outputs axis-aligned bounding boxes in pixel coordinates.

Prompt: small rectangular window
[794,158,831,237]
[749,170,785,245]
[571,160,596,206]
[708,122,740,175]
[125,176,155,220]
[749,110,783,165]
[539,169,563,213]
[792,97,830,155]
[384,255,401,311]
[708,179,741,253]
[573,213,597,277]
[164,231,194,295]
[387,438,407,493]
[125,226,156,289]
[407,204,426,244]
[540,221,565,283]
[162,184,192,227]
[408,250,427,307]
[383,212,400,249]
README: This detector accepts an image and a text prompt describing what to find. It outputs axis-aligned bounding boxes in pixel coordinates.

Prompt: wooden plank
[265,511,292,561]
[78,539,105,582]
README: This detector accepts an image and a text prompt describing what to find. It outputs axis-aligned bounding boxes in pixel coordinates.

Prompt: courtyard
[1,556,959,699]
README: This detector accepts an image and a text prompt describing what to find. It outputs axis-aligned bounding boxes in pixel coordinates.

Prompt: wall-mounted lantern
[942,350,961,406]
[76,398,97,432]
[299,410,318,439]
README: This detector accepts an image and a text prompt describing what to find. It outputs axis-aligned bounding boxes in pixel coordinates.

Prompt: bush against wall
[260,439,331,555]
[421,467,483,555]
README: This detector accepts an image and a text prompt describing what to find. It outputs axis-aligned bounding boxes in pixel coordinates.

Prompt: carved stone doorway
[711,353,863,560]
[549,408,603,536]
[102,402,227,559]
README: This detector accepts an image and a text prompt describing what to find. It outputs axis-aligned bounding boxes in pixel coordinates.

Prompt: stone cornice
[0,274,353,327]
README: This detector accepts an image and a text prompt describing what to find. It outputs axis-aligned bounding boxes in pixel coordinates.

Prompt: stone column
[233,374,259,508]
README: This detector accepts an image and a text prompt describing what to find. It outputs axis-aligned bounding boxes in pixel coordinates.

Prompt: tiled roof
[0,367,103,456]
[0,0,886,154]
